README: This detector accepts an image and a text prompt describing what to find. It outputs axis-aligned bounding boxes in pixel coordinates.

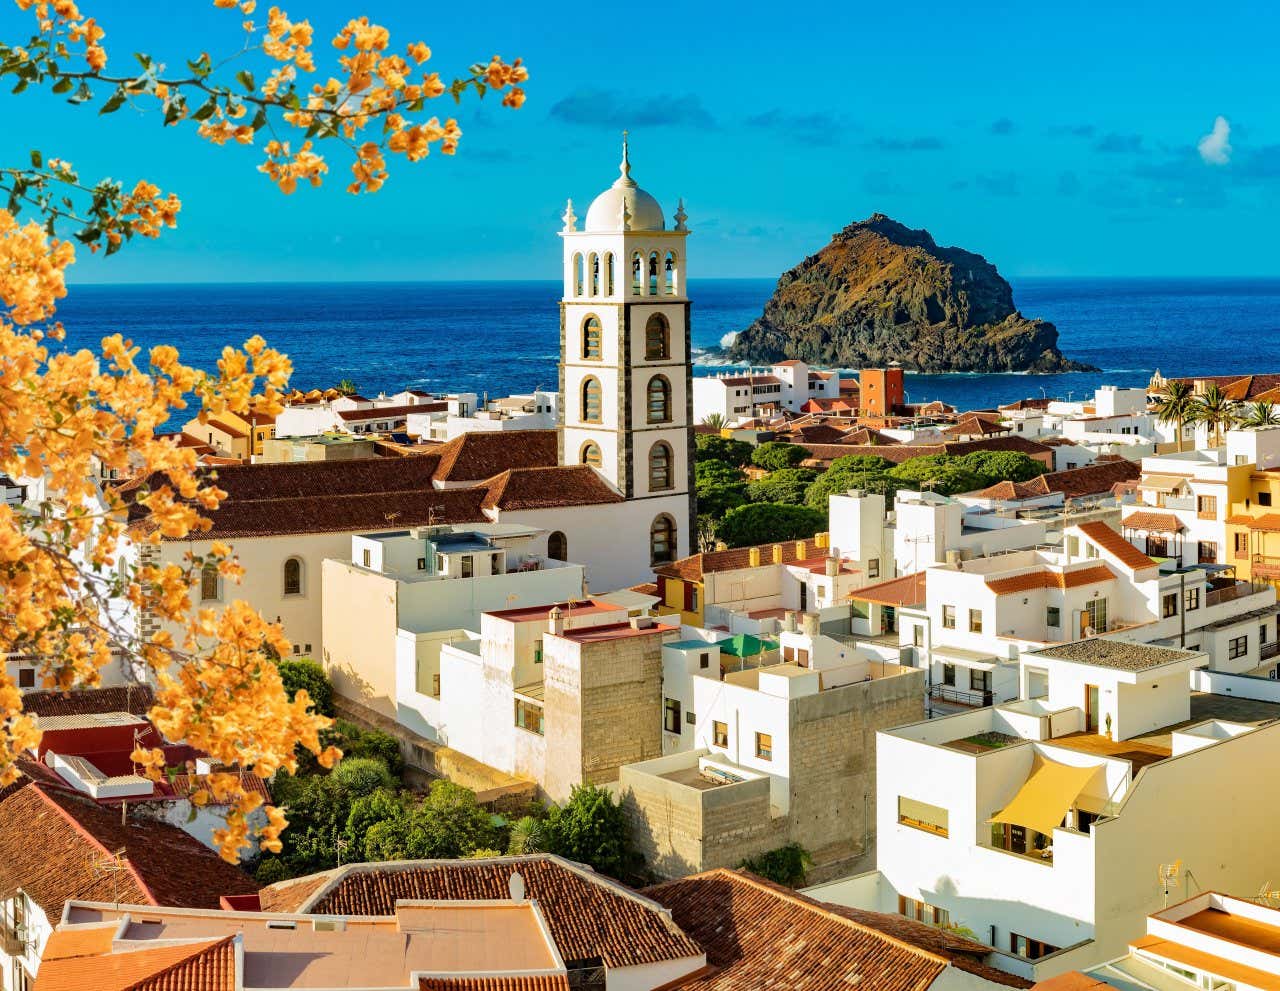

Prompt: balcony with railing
[1253,555,1280,580]
[929,684,993,708]
[1,924,27,956]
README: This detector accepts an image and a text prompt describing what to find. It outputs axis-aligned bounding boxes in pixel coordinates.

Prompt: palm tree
[1241,400,1280,428]
[335,378,359,396]
[702,412,726,431]
[1188,383,1238,447]
[1153,380,1195,452]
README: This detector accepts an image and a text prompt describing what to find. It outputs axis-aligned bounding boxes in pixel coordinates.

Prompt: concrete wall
[320,559,401,718]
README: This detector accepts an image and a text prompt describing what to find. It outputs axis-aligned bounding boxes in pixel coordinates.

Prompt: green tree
[345,790,409,861]
[701,412,726,430]
[695,460,749,518]
[695,434,754,467]
[1154,380,1196,452]
[953,451,1049,486]
[747,468,819,505]
[507,814,550,855]
[751,442,810,472]
[716,503,827,549]
[272,773,352,874]
[414,780,501,859]
[804,467,900,512]
[888,455,985,495]
[829,454,897,473]
[332,720,404,777]
[1189,383,1238,446]
[277,659,335,718]
[335,378,359,396]
[543,784,633,879]
[739,843,813,887]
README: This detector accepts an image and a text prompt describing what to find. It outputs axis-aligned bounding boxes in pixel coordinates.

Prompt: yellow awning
[1137,474,1186,493]
[988,756,1103,836]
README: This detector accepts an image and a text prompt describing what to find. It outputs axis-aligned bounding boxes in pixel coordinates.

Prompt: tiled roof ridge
[651,868,951,969]
[29,784,160,907]
[127,934,236,989]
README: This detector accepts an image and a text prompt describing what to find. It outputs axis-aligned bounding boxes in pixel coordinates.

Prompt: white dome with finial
[584,133,665,233]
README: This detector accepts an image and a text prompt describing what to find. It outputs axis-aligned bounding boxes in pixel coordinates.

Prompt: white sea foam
[720,331,739,347]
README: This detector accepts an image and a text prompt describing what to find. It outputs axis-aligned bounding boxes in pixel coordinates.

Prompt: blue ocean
[52,278,1280,414]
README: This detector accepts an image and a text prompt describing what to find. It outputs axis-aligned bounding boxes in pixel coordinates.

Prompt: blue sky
[2,0,1277,282]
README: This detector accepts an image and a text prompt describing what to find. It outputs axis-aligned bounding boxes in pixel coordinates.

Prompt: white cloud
[1197,115,1232,165]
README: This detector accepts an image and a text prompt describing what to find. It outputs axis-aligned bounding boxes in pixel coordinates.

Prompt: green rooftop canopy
[716,634,778,658]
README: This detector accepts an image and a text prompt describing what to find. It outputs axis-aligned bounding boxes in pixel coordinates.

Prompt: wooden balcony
[1252,555,1280,579]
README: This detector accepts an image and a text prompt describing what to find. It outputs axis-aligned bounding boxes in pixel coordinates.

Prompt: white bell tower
[558,135,693,566]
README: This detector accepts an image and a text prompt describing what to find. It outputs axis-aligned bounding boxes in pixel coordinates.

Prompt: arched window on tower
[645,313,669,360]
[573,253,584,297]
[580,441,602,469]
[650,515,676,565]
[631,252,642,296]
[582,377,603,423]
[648,252,660,295]
[589,252,600,296]
[581,315,602,360]
[605,253,615,295]
[283,557,303,596]
[664,251,677,295]
[646,375,671,424]
[649,442,673,491]
[548,531,568,562]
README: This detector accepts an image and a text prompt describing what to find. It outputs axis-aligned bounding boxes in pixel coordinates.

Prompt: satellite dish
[508,870,526,904]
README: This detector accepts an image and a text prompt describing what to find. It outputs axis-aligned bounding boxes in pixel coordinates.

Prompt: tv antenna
[1158,860,1182,906]
[90,846,132,909]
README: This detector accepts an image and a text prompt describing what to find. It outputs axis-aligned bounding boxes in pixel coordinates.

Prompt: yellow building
[652,534,833,627]
[181,409,276,460]
[1226,469,1280,586]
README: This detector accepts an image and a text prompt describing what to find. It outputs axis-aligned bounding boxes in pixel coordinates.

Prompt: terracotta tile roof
[0,783,257,919]
[21,685,155,719]
[850,571,927,607]
[420,979,570,991]
[257,855,701,969]
[196,454,443,502]
[1121,510,1185,533]
[1030,973,1113,991]
[1040,458,1141,499]
[481,466,623,511]
[434,430,559,483]
[1077,521,1159,571]
[986,564,1115,595]
[136,487,488,540]
[999,398,1053,411]
[337,402,445,422]
[819,902,1031,988]
[968,478,1052,500]
[654,537,827,582]
[1227,513,1280,532]
[40,923,117,960]
[202,418,247,440]
[34,934,235,991]
[644,869,950,991]
[943,415,1010,437]
[629,582,659,596]
[774,359,806,367]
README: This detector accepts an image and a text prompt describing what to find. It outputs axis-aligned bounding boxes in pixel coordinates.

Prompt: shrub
[716,503,826,549]
[542,784,634,879]
[254,857,290,885]
[739,842,813,886]
[278,659,334,717]
[953,450,1049,485]
[330,757,394,797]
[751,441,810,472]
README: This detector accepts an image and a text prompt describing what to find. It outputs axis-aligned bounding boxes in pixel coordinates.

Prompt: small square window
[685,711,696,726]
[755,732,773,761]
[699,652,710,669]
[712,720,728,747]
[942,605,956,630]
[1046,606,1061,627]
[17,668,35,689]
[417,557,427,571]
[1260,492,1273,507]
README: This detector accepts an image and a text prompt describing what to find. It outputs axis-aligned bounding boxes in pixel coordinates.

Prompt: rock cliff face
[728,215,1096,373]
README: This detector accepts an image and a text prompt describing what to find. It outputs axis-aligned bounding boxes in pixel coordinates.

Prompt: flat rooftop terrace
[1182,906,1280,953]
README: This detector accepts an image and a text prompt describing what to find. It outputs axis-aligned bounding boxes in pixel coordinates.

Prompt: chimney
[796,540,807,559]
[548,606,564,636]
[801,612,820,637]
[772,544,783,564]
[816,532,829,550]
[630,615,656,631]
[825,556,839,578]
[783,611,798,632]
[748,546,761,568]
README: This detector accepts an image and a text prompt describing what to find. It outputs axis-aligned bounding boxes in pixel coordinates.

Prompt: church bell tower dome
[584,134,665,232]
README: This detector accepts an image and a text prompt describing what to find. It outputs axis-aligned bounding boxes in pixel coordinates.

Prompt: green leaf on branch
[236,69,255,92]
[192,95,219,122]
[29,149,41,168]
[99,88,126,114]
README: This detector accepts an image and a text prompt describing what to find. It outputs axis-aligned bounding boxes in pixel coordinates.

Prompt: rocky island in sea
[727,214,1098,373]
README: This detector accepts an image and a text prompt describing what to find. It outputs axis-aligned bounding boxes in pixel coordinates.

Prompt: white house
[808,636,1280,980]
[693,360,841,425]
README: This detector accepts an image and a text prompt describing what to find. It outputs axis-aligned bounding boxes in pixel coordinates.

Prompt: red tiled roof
[481,466,623,511]
[420,979,570,991]
[986,564,1116,595]
[0,783,257,919]
[1227,513,1280,532]
[967,478,1053,500]
[1039,458,1141,499]
[654,537,828,582]
[257,855,702,969]
[201,418,247,440]
[1030,973,1114,991]
[644,869,951,991]
[34,934,236,991]
[21,685,155,719]
[1121,511,1185,533]
[850,571,927,607]
[629,582,660,596]
[943,416,1009,437]
[197,454,443,502]
[1077,520,1159,570]
[433,430,559,482]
